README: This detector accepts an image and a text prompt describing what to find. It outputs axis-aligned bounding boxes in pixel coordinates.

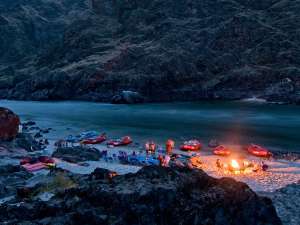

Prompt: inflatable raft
[180,140,201,151]
[213,145,231,156]
[81,134,107,145]
[107,136,132,147]
[20,156,56,172]
[247,144,272,157]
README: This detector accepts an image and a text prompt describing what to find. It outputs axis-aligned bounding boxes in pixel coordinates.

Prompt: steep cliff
[0,0,300,103]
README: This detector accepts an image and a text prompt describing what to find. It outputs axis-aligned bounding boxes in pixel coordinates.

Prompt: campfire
[231,159,239,170]
[218,159,258,175]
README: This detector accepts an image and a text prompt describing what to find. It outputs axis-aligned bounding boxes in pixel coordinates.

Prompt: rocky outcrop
[0,132,42,158]
[52,146,101,163]
[16,168,80,200]
[261,182,300,225]
[0,0,300,104]
[262,78,296,103]
[0,107,20,141]
[14,133,41,152]
[0,165,32,199]
[0,166,282,225]
[111,90,145,104]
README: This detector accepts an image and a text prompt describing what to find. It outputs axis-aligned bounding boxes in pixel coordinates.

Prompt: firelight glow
[231,159,240,169]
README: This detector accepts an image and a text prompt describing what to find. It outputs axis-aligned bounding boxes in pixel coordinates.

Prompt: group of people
[215,159,269,173]
[145,139,175,167]
[145,139,175,154]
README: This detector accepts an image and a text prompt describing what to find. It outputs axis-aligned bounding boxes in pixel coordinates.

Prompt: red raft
[213,145,231,156]
[107,136,132,147]
[247,144,272,157]
[22,162,47,172]
[180,140,201,151]
[81,134,107,145]
[20,156,56,172]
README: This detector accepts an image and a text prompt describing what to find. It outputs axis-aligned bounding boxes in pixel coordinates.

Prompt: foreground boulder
[17,168,80,201]
[52,146,101,163]
[0,107,20,141]
[0,133,41,158]
[0,165,32,199]
[0,166,282,225]
[14,133,41,152]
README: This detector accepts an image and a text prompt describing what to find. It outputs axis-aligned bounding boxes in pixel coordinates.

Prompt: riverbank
[1,94,298,105]
[1,147,298,224]
[0,102,299,224]
[0,123,299,224]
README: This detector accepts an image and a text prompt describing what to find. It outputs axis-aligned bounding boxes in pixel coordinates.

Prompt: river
[0,100,299,152]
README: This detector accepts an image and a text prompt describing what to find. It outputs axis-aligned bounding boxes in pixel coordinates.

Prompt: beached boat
[208,139,219,148]
[22,162,47,172]
[81,134,107,144]
[180,140,201,151]
[65,135,79,143]
[65,131,99,143]
[107,136,132,147]
[247,144,272,157]
[213,145,231,156]
[79,131,99,140]
[20,156,56,172]
[37,156,55,164]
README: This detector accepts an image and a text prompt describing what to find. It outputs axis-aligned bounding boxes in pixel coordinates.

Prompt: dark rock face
[15,133,41,151]
[0,133,41,158]
[0,0,300,104]
[0,165,32,198]
[16,168,80,200]
[52,146,101,163]
[0,107,20,141]
[263,78,297,103]
[0,166,282,225]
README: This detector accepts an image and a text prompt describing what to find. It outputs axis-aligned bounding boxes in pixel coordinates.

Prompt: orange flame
[231,159,240,169]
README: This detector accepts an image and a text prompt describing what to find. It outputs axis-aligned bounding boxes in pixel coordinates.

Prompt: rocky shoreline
[0,136,298,225]
[0,166,282,225]
[1,86,300,105]
[0,107,299,224]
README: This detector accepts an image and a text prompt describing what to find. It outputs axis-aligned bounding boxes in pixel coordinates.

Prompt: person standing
[166,139,175,155]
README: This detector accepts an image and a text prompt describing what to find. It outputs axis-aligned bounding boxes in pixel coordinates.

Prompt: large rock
[0,166,282,225]
[17,168,80,200]
[14,133,41,152]
[0,165,32,198]
[0,107,20,141]
[52,146,101,163]
[0,133,42,158]
[111,90,145,104]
